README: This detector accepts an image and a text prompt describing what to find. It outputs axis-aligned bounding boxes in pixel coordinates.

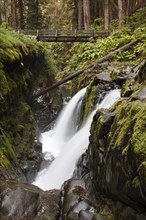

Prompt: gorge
[0,6,146,218]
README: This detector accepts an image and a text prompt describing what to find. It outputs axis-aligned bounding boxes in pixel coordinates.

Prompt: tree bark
[4,0,8,22]
[11,0,17,29]
[30,40,138,102]
[94,0,98,19]
[18,0,25,29]
[0,3,2,25]
[83,0,91,30]
[78,0,83,30]
[104,0,110,31]
[118,0,125,29]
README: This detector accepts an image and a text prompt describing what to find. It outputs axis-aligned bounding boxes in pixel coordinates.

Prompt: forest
[0,1,146,220]
[0,0,146,30]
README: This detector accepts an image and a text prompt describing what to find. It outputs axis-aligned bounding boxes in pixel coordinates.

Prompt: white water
[33,89,120,190]
[40,88,86,158]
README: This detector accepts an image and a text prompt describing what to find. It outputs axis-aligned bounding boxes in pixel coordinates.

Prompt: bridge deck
[19,29,109,42]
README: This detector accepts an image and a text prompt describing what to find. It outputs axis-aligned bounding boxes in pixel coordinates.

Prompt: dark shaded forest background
[0,0,146,31]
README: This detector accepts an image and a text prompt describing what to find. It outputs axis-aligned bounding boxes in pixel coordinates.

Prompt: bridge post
[36,30,39,41]
[93,30,96,39]
[55,30,58,40]
[75,29,77,39]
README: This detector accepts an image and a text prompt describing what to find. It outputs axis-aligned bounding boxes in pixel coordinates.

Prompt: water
[33,89,120,190]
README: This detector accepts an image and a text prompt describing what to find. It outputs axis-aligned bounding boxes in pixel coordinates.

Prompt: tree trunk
[126,0,130,23]
[94,0,98,19]
[18,0,25,29]
[0,3,2,25]
[78,0,83,30]
[4,0,8,22]
[83,0,91,30]
[104,0,110,31]
[11,0,17,29]
[71,0,78,29]
[118,0,125,29]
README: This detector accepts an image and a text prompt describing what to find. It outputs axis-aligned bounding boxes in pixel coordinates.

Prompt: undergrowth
[0,26,56,171]
[49,7,146,76]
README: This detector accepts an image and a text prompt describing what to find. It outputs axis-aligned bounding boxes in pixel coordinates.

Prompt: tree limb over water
[30,40,138,102]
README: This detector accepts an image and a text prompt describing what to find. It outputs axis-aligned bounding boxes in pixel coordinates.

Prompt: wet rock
[0,180,61,220]
[92,216,107,220]
[88,64,146,217]
[18,142,42,183]
[74,153,89,178]
[96,73,111,82]
[120,206,136,220]
[32,88,63,132]
[136,213,146,220]
[133,87,146,101]
[79,210,93,220]
[62,178,96,220]
[40,152,55,170]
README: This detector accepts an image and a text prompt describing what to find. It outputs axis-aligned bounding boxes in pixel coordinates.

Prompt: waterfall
[33,89,120,190]
[40,87,86,158]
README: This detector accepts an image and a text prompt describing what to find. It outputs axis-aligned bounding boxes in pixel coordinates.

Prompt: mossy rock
[121,61,146,98]
[109,100,146,163]
[89,99,146,212]
[82,78,98,123]
[0,28,56,180]
[93,206,113,220]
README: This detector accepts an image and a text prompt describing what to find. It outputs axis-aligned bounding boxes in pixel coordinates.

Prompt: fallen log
[31,40,138,101]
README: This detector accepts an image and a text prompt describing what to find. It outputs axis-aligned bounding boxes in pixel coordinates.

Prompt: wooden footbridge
[19,29,109,42]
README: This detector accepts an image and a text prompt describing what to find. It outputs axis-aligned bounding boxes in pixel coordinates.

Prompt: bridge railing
[19,29,109,37]
[18,29,109,42]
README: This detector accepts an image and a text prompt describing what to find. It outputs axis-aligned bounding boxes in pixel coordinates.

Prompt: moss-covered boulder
[88,61,146,219]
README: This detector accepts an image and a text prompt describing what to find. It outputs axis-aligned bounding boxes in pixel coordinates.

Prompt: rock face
[32,88,63,132]
[62,178,97,220]
[88,61,146,219]
[0,180,61,220]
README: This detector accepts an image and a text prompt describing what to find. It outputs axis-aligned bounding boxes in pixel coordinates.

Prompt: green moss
[131,104,146,160]
[138,162,146,182]
[121,62,146,98]
[0,27,56,173]
[109,100,146,177]
[82,78,97,123]
[110,101,138,148]
[0,128,15,168]
[131,176,140,188]
[94,206,113,220]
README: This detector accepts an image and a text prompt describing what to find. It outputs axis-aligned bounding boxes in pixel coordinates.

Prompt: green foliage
[128,7,146,30]
[26,0,43,29]
[91,17,104,31]
[0,65,10,99]
[0,26,56,172]
[0,128,15,168]
[0,26,55,99]
[66,8,146,74]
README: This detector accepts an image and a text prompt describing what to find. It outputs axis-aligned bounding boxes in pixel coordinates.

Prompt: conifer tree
[26,0,42,29]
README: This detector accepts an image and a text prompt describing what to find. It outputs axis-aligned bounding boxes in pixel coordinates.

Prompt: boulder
[0,180,61,220]
[62,178,96,220]
[88,93,146,219]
